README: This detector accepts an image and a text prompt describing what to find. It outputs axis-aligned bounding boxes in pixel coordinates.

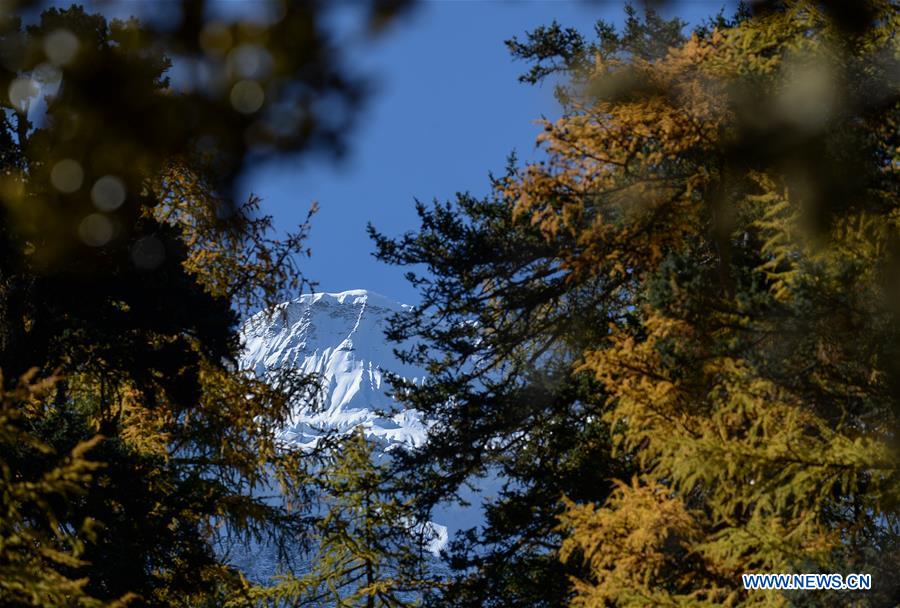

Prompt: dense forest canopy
[0,1,412,605]
[0,0,898,607]
[373,1,900,606]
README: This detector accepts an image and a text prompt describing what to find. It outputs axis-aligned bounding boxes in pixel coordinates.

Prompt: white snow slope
[240,289,429,449]
[239,290,492,567]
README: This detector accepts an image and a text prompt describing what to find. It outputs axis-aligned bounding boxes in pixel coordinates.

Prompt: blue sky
[46,0,733,307]
[237,1,733,306]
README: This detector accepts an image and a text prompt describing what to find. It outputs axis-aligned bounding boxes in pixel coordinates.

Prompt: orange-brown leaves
[536,3,900,606]
[506,32,730,285]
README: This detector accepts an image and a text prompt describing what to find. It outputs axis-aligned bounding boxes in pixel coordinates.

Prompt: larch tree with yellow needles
[374,2,899,606]
[0,2,411,605]
[513,3,900,606]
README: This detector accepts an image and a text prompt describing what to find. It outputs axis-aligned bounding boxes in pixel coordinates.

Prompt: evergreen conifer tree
[248,430,436,608]
[0,2,411,605]
[373,2,899,606]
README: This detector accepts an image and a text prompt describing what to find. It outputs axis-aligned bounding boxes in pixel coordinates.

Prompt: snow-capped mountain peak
[240,289,427,447]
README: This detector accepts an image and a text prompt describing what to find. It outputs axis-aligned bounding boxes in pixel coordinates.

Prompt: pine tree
[248,430,436,608]
[370,185,631,607]
[373,2,899,606]
[368,7,693,606]
[512,2,900,606]
[0,370,115,607]
[0,2,410,605]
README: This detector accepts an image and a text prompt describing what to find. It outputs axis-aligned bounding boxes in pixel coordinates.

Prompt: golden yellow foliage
[503,2,900,605]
